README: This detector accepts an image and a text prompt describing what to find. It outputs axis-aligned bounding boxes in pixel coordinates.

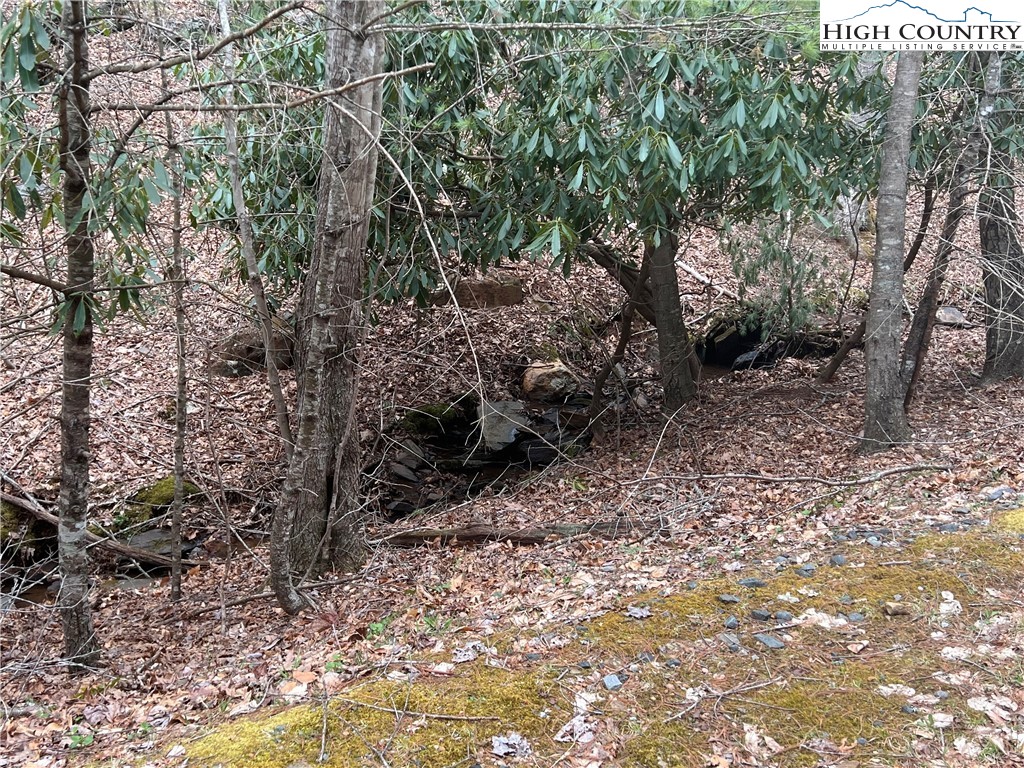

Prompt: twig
[625,463,950,488]
[665,679,776,722]
[335,698,500,722]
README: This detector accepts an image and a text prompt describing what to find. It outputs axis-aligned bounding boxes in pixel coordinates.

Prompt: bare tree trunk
[57,0,100,668]
[980,154,1024,382]
[217,0,294,460]
[157,5,188,601]
[648,227,697,414]
[272,0,384,613]
[901,53,1002,407]
[861,51,922,452]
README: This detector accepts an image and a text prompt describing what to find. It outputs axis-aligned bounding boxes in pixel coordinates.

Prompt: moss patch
[397,401,466,436]
[115,475,201,531]
[993,506,1024,534]
[187,663,563,767]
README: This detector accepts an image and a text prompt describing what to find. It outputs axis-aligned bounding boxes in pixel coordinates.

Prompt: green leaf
[654,89,665,122]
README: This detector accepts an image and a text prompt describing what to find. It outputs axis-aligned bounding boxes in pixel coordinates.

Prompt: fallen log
[378,519,661,548]
[0,491,199,569]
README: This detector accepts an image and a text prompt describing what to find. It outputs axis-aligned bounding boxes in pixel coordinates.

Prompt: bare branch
[82,1,306,84]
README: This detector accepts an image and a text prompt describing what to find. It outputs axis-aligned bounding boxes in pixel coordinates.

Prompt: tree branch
[82,1,306,84]
[1,263,70,294]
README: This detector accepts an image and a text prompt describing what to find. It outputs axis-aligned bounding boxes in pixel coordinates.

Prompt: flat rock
[935,306,971,328]
[603,674,624,691]
[829,554,847,566]
[751,609,772,621]
[738,577,767,588]
[774,610,794,622]
[717,633,741,651]
[724,615,739,630]
[753,633,785,650]
[884,602,911,616]
[477,400,530,451]
[718,594,741,604]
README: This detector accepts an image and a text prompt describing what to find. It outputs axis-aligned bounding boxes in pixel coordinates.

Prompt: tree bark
[648,226,697,413]
[861,51,922,452]
[901,54,1001,407]
[979,156,1024,382]
[56,0,101,668]
[271,0,384,613]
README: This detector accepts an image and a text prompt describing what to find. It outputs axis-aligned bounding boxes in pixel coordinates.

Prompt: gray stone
[829,554,847,566]
[718,594,741,604]
[867,536,882,547]
[603,674,623,691]
[935,690,949,700]
[524,653,542,661]
[738,577,767,588]
[718,633,741,651]
[751,609,772,621]
[839,595,853,605]
[935,306,970,328]
[901,704,918,714]
[577,660,592,669]
[831,533,850,542]
[774,610,794,622]
[753,633,785,650]
[795,565,816,578]
[856,737,868,746]
[637,652,655,663]
[774,555,790,564]
[477,401,530,451]
[985,485,1014,502]
[686,580,699,590]
[847,612,866,622]
[724,615,739,630]
[665,658,681,668]
[937,523,960,533]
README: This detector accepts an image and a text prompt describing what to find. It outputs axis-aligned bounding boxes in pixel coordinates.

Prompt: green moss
[0,500,22,541]
[993,507,1024,534]
[116,475,201,531]
[398,402,464,435]
[620,721,707,767]
[187,663,563,767]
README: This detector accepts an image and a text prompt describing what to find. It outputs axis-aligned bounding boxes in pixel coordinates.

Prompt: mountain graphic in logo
[833,1,1012,23]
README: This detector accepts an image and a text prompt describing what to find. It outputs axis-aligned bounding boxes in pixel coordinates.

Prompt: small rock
[937,523,960,533]
[753,633,785,650]
[832,533,850,542]
[935,306,970,328]
[751,609,772,622]
[952,506,971,515]
[718,594,741,604]
[829,554,847,566]
[522,360,579,402]
[774,610,794,622]
[718,633,741,651]
[935,690,949,700]
[856,736,868,746]
[524,653,542,661]
[724,615,739,630]
[625,605,652,619]
[665,658,681,669]
[984,485,1014,502]
[794,565,816,578]
[773,555,790,564]
[637,652,655,664]
[867,537,882,547]
[847,612,866,622]
[839,594,853,605]
[884,602,910,616]
[901,704,918,714]
[603,674,623,691]
[685,580,698,590]
[738,577,767,588]
[577,661,592,669]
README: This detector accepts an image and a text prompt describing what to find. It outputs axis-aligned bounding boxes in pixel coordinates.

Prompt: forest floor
[4,198,1024,768]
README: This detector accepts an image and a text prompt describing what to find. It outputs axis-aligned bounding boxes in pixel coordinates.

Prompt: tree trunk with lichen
[271,0,384,613]
[57,0,101,668]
